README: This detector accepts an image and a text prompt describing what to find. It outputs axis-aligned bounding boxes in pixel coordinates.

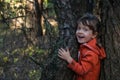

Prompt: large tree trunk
[40,0,120,80]
[40,0,77,80]
[40,0,92,80]
[100,0,120,80]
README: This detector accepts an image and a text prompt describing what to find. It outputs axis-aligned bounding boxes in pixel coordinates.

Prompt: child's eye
[77,27,81,30]
[83,28,89,31]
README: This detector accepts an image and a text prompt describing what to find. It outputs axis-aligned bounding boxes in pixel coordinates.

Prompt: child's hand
[58,48,73,64]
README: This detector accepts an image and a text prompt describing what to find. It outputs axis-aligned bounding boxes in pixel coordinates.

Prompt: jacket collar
[80,38,97,48]
[79,38,106,59]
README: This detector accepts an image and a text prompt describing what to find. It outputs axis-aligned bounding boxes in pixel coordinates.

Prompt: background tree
[0,0,44,79]
[0,0,58,79]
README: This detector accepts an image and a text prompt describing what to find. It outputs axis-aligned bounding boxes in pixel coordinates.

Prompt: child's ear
[92,32,98,38]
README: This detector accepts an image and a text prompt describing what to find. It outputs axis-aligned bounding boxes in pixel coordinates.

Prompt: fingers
[59,48,66,52]
[58,51,66,60]
[58,47,70,55]
[58,48,63,53]
[58,47,69,52]
[58,48,65,56]
[58,48,66,60]
[58,48,66,55]
[58,53,64,59]
[66,47,69,52]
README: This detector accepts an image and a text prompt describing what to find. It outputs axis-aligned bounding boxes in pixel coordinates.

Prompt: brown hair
[77,13,103,47]
[77,13,100,34]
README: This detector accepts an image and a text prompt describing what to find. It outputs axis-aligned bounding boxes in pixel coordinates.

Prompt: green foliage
[0,0,58,79]
[9,46,45,58]
[0,0,26,19]
[29,69,41,80]
[43,0,53,9]
[43,0,58,38]
[43,0,56,17]
[43,0,48,8]
[5,0,10,3]
[24,46,45,56]
[0,46,45,79]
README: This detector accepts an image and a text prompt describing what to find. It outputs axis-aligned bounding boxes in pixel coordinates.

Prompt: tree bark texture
[40,0,120,80]
[40,0,97,80]
[100,0,120,80]
[40,0,77,80]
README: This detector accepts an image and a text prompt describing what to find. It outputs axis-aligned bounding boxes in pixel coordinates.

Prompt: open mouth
[78,36,85,38]
[77,36,85,40]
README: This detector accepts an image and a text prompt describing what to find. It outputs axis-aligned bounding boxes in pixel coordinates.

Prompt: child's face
[76,22,97,44]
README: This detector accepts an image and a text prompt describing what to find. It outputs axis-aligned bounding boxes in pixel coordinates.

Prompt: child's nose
[76,29,83,34]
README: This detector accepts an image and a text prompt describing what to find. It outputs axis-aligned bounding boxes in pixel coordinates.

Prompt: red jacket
[67,38,106,80]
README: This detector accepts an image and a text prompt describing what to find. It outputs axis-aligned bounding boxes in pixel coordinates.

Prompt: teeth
[79,36,84,37]
[78,36,84,38]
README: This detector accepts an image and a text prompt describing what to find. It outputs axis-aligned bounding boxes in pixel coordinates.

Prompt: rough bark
[40,0,77,80]
[100,0,120,80]
[40,0,96,80]
[40,0,120,80]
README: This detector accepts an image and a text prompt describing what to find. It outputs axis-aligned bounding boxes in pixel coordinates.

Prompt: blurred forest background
[0,0,120,80]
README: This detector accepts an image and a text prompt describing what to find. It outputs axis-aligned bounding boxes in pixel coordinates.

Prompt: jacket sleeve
[67,51,99,75]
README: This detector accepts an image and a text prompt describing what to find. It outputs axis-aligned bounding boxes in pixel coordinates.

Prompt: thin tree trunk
[34,0,43,36]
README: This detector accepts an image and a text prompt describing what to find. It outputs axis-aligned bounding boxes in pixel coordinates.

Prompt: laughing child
[58,13,106,80]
